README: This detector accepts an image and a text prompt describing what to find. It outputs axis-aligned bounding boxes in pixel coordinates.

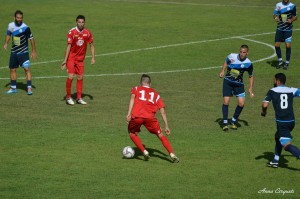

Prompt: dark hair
[15,10,23,17]
[76,15,85,21]
[240,44,249,50]
[140,74,151,84]
[275,73,286,84]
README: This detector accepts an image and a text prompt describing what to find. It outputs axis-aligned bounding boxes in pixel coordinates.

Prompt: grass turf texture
[0,0,300,198]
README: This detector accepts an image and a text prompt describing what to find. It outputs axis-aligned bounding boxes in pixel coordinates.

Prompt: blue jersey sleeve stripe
[294,89,300,97]
[6,30,11,36]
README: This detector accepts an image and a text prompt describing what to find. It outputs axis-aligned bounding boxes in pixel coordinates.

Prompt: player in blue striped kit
[273,0,297,70]
[262,73,300,168]
[3,10,37,95]
[219,45,254,131]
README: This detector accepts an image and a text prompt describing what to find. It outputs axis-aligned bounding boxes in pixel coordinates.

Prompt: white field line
[0,30,282,70]
[107,0,272,8]
[0,31,282,80]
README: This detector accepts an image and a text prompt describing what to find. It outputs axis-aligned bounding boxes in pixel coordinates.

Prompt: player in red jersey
[61,15,95,105]
[126,74,179,163]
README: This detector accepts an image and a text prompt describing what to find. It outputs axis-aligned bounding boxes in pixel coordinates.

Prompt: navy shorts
[275,29,293,43]
[276,121,294,139]
[9,52,30,69]
[223,79,245,97]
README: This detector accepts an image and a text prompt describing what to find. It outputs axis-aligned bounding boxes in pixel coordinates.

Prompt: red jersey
[131,86,165,119]
[67,27,93,61]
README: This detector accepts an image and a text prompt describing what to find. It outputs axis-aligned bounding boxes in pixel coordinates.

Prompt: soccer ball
[122,146,135,158]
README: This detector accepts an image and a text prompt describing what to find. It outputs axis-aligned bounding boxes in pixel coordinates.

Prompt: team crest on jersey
[77,39,84,46]
[19,29,23,33]
[241,64,245,68]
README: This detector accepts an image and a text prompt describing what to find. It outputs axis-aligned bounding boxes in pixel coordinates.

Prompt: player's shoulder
[68,27,77,34]
[244,57,252,63]
[271,86,296,93]
[228,53,237,58]
[8,22,15,27]
[83,28,92,33]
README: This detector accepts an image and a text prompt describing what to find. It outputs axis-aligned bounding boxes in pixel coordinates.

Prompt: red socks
[76,79,83,99]
[159,136,173,154]
[129,133,174,154]
[66,78,83,99]
[66,78,73,98]
[129,133,145,152]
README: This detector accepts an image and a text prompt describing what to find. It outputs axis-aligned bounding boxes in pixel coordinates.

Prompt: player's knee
[279,137,292,147]
[68,74,74,79]
[274,132,280,141]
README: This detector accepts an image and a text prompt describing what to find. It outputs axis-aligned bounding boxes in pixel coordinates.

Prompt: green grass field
[1,0,300,198]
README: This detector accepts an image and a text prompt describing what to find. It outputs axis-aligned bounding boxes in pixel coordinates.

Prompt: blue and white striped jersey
[6,22,33,54]
[274,1,297,31]
[263,86,300,122]
[224,53,253,84]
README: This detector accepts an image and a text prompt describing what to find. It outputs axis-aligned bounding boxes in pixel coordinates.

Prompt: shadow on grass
[4,82,36,92]
[62,93,94,101]
[215,118,249,130]
[266,60,279,68]
[123,146,173,163]
[255,152,300,171]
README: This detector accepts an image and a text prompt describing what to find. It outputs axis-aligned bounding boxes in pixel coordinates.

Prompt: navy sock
[233,105,243,123]
[284,144,300,159]
[275,137,282,157]
[27,80,32,88]
[222,104,228,124]
[286,47,291,63]
[11,80,17,89]
[275,46,282,59]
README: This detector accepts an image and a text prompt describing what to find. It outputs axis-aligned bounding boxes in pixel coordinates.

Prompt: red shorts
[67,60,84,75]
[128,117,162,134]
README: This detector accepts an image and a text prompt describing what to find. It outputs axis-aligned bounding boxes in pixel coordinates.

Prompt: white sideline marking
[0,31,280,70]
[0,30,283,80]
[108,0,271,8]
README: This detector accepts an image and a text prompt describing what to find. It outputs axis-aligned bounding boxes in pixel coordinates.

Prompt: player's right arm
[3,35,11,50]
[61,44,71,70]
[219,61,228,78]
[273,4,280,22]
[261,90,271,116]
[261,101,269,117]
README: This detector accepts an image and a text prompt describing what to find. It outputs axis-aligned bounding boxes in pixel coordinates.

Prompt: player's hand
[126,114,131,123]
[165,128,171,136]
[219,71,224,78]
[31,51,37,61]
[287,18,293,23]
[261,112,267,117]
[61,62,66,70]
[3,43,7,50]
[91,58,95,65]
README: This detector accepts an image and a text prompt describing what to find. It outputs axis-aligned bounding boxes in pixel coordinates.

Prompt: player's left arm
[294,88,300,97]
[288,6,297,23]
[29,38,37,60]
[248,64,254,97]
[90,42,95,64]
[159,107,170,135]
[249,75,254,98]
